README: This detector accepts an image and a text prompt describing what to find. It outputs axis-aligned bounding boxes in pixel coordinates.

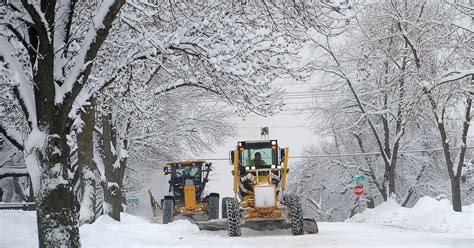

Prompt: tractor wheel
[286,194,304,235]
[221,197,233,218]
[226,198,241,237]
[162,198,174,224]
[208,193,220,220]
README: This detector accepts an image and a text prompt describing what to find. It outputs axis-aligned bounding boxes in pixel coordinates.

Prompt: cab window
[241,148,273,168]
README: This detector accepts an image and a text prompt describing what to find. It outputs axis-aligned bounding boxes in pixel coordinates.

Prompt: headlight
[245,166,250,171]
[277,165,282,169]
[271,165,276,169]
[271,140,277,145]
[251,166,256,170]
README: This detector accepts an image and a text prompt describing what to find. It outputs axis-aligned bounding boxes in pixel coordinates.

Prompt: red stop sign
[354,185,364,196]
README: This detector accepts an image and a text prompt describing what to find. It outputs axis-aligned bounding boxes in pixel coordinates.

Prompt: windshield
[173,165,201,185]
[241,148,273,168]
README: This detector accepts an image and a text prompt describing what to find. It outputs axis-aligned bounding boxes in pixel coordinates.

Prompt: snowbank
[0,211,201,247]
[80,214,200,247]
[0,210,38,247]
[348,196,474,234]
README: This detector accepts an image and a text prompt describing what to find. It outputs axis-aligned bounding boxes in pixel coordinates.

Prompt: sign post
[352,175,365,182]
[353,185,364,196]
[352,175,366,212]
[127,198,140,204]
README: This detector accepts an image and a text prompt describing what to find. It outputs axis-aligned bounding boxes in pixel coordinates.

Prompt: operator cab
[232,140,285,172]
[230,140,288,198]
[171,163,202,185]
[163,161,212,204]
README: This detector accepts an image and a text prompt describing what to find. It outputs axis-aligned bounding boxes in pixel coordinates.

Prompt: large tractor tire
[226,198,242,237]
[162,198,174,224]
[208,193,220,220]
[285,194,304,235]
[221,197,233,218]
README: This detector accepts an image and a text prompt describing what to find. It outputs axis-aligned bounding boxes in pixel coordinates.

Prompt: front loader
[161,161,219,224]
[196,140,318,236]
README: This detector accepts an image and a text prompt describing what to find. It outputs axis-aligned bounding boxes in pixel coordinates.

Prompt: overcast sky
[203,82,322,197]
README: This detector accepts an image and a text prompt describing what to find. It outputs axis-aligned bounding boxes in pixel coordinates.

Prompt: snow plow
[160,161,219,224]
[196,140,318,236]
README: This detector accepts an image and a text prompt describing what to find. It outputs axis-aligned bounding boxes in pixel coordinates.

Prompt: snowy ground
[0,213,472,247]
[1,197,472,247]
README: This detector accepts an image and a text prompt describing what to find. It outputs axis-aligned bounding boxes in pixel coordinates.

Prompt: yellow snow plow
[196,140,318,236]
[160,161,219,223]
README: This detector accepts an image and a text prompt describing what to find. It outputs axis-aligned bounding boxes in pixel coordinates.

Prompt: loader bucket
[196,217,318,234]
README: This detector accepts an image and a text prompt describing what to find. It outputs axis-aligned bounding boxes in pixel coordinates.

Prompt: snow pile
[0,211,201,247]
[0,210,38,247]
[348,196,474,234]
[80,214,200,247]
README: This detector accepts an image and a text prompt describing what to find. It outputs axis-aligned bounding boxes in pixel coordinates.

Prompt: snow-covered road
[1,211,472,248]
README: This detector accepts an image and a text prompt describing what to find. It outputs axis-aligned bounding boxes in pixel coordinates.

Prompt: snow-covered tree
[0,1,125,246]
[304,3,419,200]
[414,1,473,212]
[296,0,473,217]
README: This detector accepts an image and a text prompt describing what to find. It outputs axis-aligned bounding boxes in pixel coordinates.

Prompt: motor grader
[161,161,219,224]
[196,140,318,236]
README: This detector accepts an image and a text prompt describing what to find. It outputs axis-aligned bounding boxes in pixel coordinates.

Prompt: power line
[200,91,351,103]
[239,125,313,129]
[194,146,474,161]
[289,146,474,159]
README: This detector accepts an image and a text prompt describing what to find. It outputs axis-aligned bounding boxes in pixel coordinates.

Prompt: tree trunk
[388,144,400,198]
[451,176,462,212]
[36,135,80,248]
[424,88,466,212]
[438,121,462,212]
[103,177,123,221]
[101,113,128,221]
[388,165,396,197]
[78,97,97,224]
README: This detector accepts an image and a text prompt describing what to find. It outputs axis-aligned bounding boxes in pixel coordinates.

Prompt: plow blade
[303,218,319,234]
[196,219,228,231]
[196,218,318,234]
[175,213,210,223]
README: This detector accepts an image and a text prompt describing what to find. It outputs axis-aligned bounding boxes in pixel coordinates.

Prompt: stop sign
[354,185,364,196]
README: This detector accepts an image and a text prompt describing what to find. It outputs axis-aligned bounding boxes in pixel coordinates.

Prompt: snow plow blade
[196,218,318,234]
